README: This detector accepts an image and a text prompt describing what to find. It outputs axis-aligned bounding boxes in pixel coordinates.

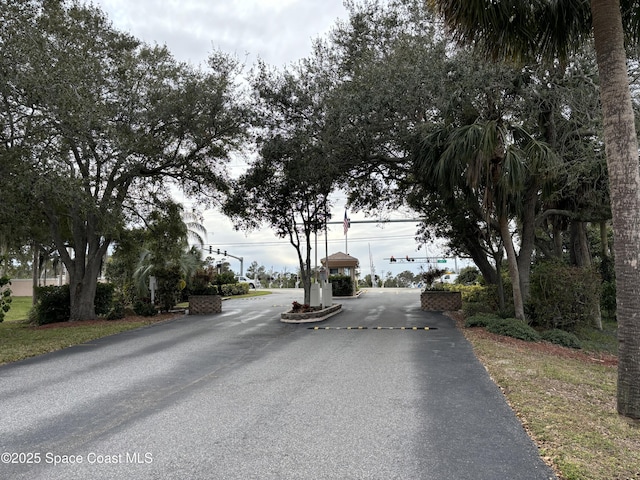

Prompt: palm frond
[427,0,593,63]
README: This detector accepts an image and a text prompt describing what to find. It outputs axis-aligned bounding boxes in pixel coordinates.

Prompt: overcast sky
[93,0,459,280]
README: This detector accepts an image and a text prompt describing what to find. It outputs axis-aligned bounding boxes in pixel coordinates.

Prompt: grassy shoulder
[0,313,180,365]
[452,313,639,480]
[1,292,271,365]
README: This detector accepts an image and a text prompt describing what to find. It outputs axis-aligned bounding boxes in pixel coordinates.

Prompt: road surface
[0,289,555,479]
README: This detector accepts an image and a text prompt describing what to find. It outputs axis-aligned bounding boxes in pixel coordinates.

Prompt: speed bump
[309,326,435,330]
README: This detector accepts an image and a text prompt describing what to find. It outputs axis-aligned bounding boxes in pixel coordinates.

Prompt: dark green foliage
[189,268,249,297]
[105,229,147,305]
[464,313,500,328]
[0,276,12,323]
[597,255,615,318]
[105,300,125,320]
[600,280,616,316]
[330,275,353,296]
[462,301,493,317]
[94,282,115,316]
[30,283,121,323]
[486,319,541,342]
[541,329,582,349]
[188,267,217,296]
[153,265,182,312]
[133,299,157,317]
[216,272,236,287]
[421,268,447,288]
[457,266,480,285]
[32,285,70,325]
[528,261,601,331]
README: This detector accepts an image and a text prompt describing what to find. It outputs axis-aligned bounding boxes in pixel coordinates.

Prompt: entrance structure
[321,252,359,296]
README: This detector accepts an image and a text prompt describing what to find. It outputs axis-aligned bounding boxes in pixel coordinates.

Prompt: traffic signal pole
[205,246,244,275]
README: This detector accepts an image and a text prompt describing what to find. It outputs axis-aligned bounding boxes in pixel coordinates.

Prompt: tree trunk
[31,243,39,305]
[493,251,506,312]
[499,215,525,321]
[569,221,592,267]
[592,0,640,419]
[600,220,609,259]
[517,179,539,303]
[461,234,499,285]
[64,242,107,321]
[50,210,110,321]
[552,220,564,258]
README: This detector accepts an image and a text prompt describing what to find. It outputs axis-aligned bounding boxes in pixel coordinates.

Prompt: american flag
[343,210,350,235]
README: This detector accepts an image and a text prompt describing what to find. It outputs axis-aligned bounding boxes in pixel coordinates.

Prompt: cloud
[95,0,347,67]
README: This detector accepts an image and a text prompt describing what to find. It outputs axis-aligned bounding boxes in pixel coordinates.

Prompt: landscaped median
[280,303,342,323]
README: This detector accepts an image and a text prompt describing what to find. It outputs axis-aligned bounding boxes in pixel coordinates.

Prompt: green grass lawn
[2,292,273,365]
[0,314,178,365]
[4,296,32,322]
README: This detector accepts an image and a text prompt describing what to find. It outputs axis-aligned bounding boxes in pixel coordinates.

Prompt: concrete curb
[280,304,343,324]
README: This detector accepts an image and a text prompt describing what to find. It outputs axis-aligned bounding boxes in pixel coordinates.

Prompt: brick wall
[420,291,462,311]
[188,295,222,314]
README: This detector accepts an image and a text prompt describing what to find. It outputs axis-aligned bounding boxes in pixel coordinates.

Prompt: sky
[93,0,463,279]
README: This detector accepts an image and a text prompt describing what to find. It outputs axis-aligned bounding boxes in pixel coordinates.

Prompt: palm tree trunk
[592,0,640,419]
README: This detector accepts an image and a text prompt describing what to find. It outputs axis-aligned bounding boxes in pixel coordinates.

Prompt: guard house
[321,251,359,296]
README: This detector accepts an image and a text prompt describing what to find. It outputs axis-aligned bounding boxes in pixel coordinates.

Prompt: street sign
[437,259,446,263]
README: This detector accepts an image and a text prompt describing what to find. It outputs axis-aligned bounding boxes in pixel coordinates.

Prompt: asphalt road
[0,289,556,479]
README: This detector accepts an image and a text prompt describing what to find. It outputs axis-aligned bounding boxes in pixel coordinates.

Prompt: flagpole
[343,209,349,254]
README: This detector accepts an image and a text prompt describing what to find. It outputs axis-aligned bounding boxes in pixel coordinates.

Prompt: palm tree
[419,119,552,320]
[182,209,208,248]
[425,0,640,418]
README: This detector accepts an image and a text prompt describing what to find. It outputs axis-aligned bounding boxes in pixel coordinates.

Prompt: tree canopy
[0,0,249,320]
[225,60,336,303]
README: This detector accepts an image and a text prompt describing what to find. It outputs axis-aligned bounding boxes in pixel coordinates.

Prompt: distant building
[321,251,359,296]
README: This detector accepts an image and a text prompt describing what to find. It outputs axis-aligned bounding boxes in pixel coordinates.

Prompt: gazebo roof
[322,251,359,267]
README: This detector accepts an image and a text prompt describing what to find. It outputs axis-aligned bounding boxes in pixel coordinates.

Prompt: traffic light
[217,249,220,255]
[209,246,212,254]
[224,250,227,256]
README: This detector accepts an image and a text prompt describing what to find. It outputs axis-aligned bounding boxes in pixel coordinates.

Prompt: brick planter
[281,303,342,323]
[420,291,462,311]
[188,295,222,314]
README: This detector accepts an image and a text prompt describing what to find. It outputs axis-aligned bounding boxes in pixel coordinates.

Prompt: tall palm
[425,0,640,418]
[420,119,551,320]
[182,209,208,249]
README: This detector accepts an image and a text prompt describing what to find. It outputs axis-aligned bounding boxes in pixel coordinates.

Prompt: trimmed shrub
[32,285,70,325]
[486,318,541,342]
[462,301,494,317]
[541,329,582,349]
[95,282,115,316]
[528,261,601,331]
[330,275,353,296]
[106,301,126,320]
[220,283,249,296]
[455,284,489,303]
[465,313,500,328]
[133,299,157,317]
[0,276,12,323]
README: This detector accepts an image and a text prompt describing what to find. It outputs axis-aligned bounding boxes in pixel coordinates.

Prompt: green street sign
[437,259,446,263]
